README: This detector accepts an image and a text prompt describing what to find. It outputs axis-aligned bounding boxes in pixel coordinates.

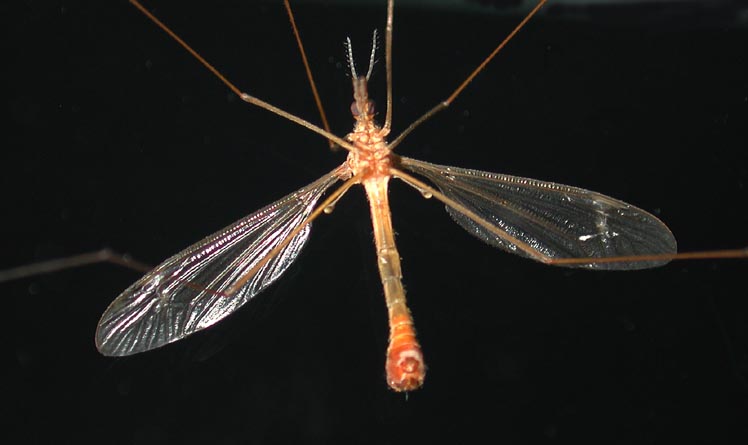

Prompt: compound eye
[351,101,376,117]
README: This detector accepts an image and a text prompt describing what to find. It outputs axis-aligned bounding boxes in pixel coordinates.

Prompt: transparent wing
[400,157,676,270]
[96,169,340,356]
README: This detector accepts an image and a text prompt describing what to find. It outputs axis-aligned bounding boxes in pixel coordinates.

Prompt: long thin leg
[282,0,335,149]
[0,250,152,283]
[388,0,548,151]
[128,0,357,151]
[383,0,394,132]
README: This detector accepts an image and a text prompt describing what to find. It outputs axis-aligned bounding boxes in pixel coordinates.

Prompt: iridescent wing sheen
[95,170,340,356]
[400,157,676,270]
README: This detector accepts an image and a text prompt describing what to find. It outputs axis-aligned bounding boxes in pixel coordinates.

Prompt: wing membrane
[96,170,340,356]
[400,157,676,270]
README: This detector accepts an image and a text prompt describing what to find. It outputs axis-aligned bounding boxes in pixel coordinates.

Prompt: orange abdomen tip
[386,315,426,392]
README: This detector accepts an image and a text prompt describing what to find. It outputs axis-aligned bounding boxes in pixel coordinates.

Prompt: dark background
[3,0,747,443]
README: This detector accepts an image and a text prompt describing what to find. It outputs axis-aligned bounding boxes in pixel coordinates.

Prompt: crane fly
[3,0,745,392]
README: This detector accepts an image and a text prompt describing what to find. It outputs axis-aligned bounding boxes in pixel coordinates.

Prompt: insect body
[0,0,724,393]
[90,0,699,392]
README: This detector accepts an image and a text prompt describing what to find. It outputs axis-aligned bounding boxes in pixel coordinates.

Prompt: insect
[3,0,745,393]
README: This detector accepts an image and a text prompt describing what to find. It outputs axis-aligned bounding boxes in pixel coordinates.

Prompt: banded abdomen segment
[364,176,425,392]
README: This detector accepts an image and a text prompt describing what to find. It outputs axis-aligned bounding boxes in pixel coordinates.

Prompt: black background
[3,0,747,444]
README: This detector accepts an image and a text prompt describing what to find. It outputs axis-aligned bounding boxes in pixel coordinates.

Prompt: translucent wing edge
[399,156,676,270]
[96,169,341,356]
